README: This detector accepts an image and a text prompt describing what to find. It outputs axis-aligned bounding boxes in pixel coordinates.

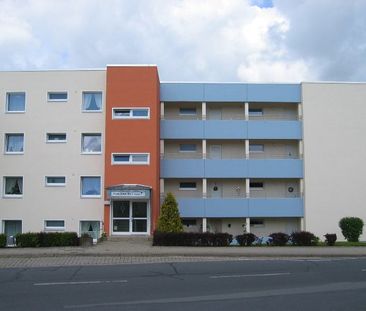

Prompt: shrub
[236,233,257,246]
[0,234,6,248]
[324,233,337,246]
[15,232,78,247]
[339,217,364,242]
[153,232,232,246]
[156,192,183,233]
[269,232,289,246]
[290,231,319,246]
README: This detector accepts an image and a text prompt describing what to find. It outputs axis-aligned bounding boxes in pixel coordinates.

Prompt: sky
[0,0,365,82]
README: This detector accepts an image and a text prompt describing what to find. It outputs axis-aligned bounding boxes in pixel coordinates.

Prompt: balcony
[172,195,303,218]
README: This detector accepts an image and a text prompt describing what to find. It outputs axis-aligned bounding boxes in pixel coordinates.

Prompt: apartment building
[1,65,365,244]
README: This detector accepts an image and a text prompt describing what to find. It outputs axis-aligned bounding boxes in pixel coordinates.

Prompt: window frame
[248,108,263,117]
[6,92,26,113]
[249,144,265,153]
[3,176,24,198]
[47,92,68,102]
[81,133,102,154]
[45,176,66,187]
[179,182,197,191]
[4,133,25,154]
[111,153,150,165]
[179,144,197,153]
[249,182,264,190]
[82,91,103,112]
[179,107,197,116]
[250,218,265,227]
[44,220,65,231]
[80,176,102,198]
[112,107,150,120]
[46,133,67,143]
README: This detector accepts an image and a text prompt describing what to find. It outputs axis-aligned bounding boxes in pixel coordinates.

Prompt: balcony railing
[161,192,303,199]
[161,152,301,160]
[162,113,300,121]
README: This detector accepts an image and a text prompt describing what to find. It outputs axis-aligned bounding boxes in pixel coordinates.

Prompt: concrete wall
[302,83,366,241]
[249,140,299,158]
[164,102,202,119]
[249,103,298,120]
[164,140,202,158]
[207,103,245,120]
[249,179,300,198]
[0,70,106,234]
[164,179,203,198]
[207,140,245,159]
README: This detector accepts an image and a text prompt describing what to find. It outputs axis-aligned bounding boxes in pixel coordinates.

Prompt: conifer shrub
[156,192,183,233]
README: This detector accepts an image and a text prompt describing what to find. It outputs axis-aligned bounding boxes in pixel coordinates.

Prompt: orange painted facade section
[104,66,160,235]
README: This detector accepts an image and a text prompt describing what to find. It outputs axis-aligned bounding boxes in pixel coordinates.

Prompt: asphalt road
[1,258,366,311]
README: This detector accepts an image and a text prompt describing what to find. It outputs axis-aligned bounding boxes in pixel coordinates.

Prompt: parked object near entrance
[79,233,93,247]
[0,234,6,248]
[339,217,364,242]
[156,192,183,233]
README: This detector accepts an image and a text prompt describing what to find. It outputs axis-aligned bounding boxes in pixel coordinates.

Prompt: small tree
[156,192,183,233]
[339,217,364,242]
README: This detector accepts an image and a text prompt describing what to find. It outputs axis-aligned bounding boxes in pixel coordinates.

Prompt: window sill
[3,195,23,199]
[5,111,25,114]
[4,152,24,155]
[81,152,102,155]
[81,195,102,199]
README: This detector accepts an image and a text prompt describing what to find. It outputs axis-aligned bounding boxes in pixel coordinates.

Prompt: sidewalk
[1,237,366,259]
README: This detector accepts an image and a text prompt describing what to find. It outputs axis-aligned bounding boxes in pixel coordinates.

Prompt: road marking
[34,280,127,286]
[209,272,291,279]
[362,269,366,272]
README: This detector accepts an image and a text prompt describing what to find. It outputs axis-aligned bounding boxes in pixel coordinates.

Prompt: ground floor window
[112,200,149,234]
[80,221,100,240]
[3,220,22,246]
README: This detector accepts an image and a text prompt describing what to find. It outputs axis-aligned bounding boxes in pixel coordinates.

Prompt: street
[1,258,366,310]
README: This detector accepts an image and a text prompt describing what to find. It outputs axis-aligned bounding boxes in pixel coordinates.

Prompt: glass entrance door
[112,201,149,234]
[4,220,22,246]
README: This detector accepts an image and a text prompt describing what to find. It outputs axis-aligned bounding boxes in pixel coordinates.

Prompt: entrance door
[4,220,22,246]
[210,145,222,159]
[112,201,149,234]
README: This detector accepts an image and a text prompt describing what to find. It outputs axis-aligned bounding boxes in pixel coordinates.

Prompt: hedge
[0,234,6,248]
[16,232,79,247]
[236,233,257,246]
[269,232,289,246]
[290,231,319,246]
[153,232,232,246]
[324,233,337,246]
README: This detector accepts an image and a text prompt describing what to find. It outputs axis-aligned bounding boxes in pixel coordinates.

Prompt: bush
[156,192,183,233]
[153,232,232,246]
[269,232,289,246]
[339,217,364,242]
[290,231,319,246]
[324,233,337,246]
[236,233,257,246]
[16,232,78,247]
[0,234,6,248]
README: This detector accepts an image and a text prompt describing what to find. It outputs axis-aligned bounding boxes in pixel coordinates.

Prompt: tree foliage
[156,192,183,233]
[339,217,364,242]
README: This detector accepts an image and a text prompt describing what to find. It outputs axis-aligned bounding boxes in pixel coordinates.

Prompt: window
[81,134,101,153]
[45,220,65,231]
[179,144,197,152]
[250,182,264,190]
[112,153,149,165]
[48,92,68,101]
[81,176,101,197]
[179,182,197,190]
[179,107,196,115]
[249,108,263,117]
[46,133,67,143]
[6,92,25,112]
[45,176,66,186]
[182,219,197,227]
[249,144,264,152]
[4,177,23,197]
[5,134,24,153]
[82,92,102,112]
[250,219,264,227]
[112,108,149,119]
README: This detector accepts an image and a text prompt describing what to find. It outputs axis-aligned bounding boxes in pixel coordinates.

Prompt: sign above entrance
[109,189,150,199]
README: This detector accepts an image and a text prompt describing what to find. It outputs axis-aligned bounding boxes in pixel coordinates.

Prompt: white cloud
[0,0,364,82]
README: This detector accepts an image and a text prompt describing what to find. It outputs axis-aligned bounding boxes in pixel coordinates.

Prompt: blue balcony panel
[247,84,301,103]
[249,198,304,217]
[161,83,204,102]
[161,83,301,103]
[203,84,247,102]
[247,159,303,178]
[205,198,249,217]
[161,120,204,139]
[161,159,204,178]
[205,160,247,178]
[248,121,302,139]
[178,198,205,217]
[205,120,247,139]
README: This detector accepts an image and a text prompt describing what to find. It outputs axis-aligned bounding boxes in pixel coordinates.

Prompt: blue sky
[0,0,365,82]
